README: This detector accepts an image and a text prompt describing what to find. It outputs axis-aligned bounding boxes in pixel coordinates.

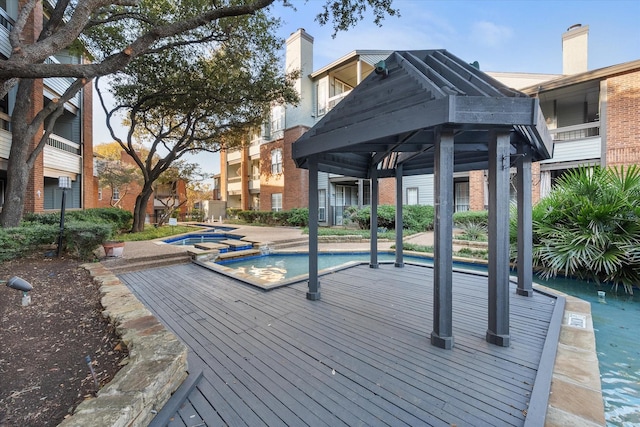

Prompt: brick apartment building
[0,1,95,216]
[95,150,188,223]
[218,25,640,223]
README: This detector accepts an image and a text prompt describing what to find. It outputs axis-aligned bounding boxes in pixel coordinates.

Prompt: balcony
[249,178,260,193]
[227,178,242,195]
[249,143,261,159]
[44,57,81,109]
[44,134,82,175]
[226,149,241,163]
[543,121,601,164]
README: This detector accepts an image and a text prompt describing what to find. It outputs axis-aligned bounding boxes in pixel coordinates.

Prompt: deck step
[218,239,254,250]
[194,242,227,250]
[271,237,309,249]
[216,249,261,261]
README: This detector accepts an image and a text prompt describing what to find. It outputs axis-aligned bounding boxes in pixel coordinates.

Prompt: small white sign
[567,313,587,329]
[169,218,178,226]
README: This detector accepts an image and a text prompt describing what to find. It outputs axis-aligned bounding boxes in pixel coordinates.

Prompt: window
[406,187,418,205]
[331,78,351,96]
[98,187,102,201]
[270,105,285,133]
[318,189,326,221]
[112,187,120,201]
[271,193,282,212]
[271,148,283,174]
[316,78,328,116]
[454,181,469,212]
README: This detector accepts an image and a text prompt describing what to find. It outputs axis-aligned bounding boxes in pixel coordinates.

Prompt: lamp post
[57,176,72,257]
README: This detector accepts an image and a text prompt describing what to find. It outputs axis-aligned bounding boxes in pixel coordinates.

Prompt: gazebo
[292,50,553,349]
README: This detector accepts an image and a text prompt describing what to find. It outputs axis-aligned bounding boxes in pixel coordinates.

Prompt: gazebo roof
[292,50,553,178]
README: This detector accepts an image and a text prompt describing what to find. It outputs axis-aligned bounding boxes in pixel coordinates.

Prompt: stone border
[58,263,188,427]
[537,285,606,426]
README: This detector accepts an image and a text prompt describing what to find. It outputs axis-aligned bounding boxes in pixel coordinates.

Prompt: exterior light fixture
[57,176,73,257]
[374,60,389,78]
[5,276,33,306]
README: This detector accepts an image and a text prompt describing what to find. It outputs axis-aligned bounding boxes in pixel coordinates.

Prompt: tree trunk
[0,80,38,228]
[132,185,153,233]
[0,142,31,227]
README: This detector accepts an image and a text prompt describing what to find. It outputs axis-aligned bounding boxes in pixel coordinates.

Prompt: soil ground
[0,254,127,427]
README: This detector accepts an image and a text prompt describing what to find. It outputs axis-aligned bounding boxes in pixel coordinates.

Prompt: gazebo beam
[307,157,321,301]
[395,164,404,268]
[486,130,511,347]
[431,128,454,350]
[369,164,379,269]
[516,140,534,296]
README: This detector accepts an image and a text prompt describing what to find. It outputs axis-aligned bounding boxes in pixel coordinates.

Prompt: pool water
[163,227,239,246]
[216,252,432,278]
[219,253,639,425]
[537,276,640,426]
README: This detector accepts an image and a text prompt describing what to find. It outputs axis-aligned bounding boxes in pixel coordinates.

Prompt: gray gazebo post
[307,157,321,300]
[370,164,379,268]
[516,140,534,296]
[486,130,511,347]
[395,164,404,268]
[431,128,454,350]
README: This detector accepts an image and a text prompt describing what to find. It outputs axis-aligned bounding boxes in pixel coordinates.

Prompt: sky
[92,0,640,181]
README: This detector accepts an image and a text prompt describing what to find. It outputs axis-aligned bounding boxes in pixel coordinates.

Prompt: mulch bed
[0,254,127,426]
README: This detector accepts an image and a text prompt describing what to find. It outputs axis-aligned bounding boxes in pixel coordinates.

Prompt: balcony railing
[47,133,80,154]
[550,121,600,141]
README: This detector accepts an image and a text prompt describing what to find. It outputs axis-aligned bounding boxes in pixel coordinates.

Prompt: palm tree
[531,165,640,294]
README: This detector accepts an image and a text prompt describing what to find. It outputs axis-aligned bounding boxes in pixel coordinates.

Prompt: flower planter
[102,241,125,257]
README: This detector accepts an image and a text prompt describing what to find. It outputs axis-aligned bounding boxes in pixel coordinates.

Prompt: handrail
[548,121,600,134]
[46,133,80,154]
[549,121,600,141]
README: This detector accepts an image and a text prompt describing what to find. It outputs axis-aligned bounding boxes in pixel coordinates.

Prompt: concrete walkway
[98,224,436,267]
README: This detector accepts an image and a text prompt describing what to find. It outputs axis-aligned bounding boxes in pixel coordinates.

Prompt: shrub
[453,210,488,227]
[227,208,242,219]
[456,221,488,241]
[344,205,435,231]
[68,207,132,233]
[284,208,308,227]
[64,221,112,261]
[527,165,640,294]
[403,205,435,231]
[0,224,58,261]
[22,212,61,225]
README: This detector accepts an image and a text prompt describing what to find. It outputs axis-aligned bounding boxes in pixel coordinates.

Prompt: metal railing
[46,133,80,154]
[550,121,600,141]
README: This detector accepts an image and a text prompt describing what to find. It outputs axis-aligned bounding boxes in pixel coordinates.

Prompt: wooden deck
[119,262,560,426]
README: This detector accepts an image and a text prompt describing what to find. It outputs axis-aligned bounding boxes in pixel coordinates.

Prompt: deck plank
[120,262,558,426]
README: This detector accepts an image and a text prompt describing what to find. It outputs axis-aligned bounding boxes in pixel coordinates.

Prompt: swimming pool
[213,252,639,425]
[215,252,427,279]
[163,226,240,246]
[541,276,640,426]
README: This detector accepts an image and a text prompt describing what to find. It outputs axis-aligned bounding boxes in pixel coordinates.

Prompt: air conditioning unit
[318,207,326,222]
